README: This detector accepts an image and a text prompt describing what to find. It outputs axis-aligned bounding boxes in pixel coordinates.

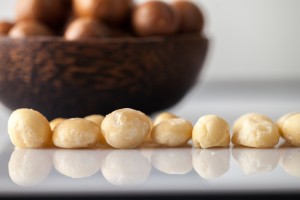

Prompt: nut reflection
[192,149,230,179]
[8,149,53,187]
[232,148,279,175]
[281,149,300,178]
[102,150,151,186]
[53,150,101,179]
[151,148,192,175]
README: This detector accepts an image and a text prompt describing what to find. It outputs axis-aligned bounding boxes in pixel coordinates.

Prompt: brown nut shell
[73,0,133,25]
[8,20,53,38]
[171,0,205,33]
[0,21,14,35]
[15,0,69,29]
[132,1,179,36]
[64,17,111,40]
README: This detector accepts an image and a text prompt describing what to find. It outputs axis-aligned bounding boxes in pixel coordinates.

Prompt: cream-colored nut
[143,115,154,143]
[153,112,178,125]
[276,112,298,136]
[281,113,300,147]
[8,108,52,148]
[53,118,101,149]
[232,148,279,175]
[151,118,192,147]
[50,118,66,131]
[232,117,280,148]
[53,150,101,179]
[102,150,151,186]
[84,114,105,125]
[8,149,52,187]
[192,149,230,179]
[101,108,151,149]
[151,148,192,175]
[192,115,230,148]
[84,114,106,145]
[232,113,273,135]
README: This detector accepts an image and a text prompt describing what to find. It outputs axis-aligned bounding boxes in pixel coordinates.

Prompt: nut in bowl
[0,0,209,120]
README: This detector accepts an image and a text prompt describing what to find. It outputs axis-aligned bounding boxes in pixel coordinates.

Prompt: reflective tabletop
[1,80,300,197]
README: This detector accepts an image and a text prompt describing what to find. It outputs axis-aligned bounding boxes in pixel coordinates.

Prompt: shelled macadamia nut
[8,108,52,148]
[73,0,133,25]
[50,118,66,131]
[281,113,300,147]
[53,118,101,149]
[192,115,230,148]
[8,20,53,38]
[142,115,154,143]
[84,114,106,145]
[64,17,111,40]
[276,112,298,136]
[153,112,178,126]
[151,118,193,147]
[0,21,14,35]
[232,113,273,135]
[101,108,151,149]
[132,1,179,36]
[232,114,280,148]
[171,0,205,33]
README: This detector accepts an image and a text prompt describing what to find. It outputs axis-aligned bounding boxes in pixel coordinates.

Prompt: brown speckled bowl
[0,34,208,120]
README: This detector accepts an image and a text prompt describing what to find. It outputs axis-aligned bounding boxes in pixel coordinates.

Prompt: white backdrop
[1,0,300,82]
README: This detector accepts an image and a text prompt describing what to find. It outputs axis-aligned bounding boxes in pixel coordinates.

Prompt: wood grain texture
[0,34,208,120]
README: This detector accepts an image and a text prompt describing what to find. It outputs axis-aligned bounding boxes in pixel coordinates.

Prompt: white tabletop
[1,80,300,197]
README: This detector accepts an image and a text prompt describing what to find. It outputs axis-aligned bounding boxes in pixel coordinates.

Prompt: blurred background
[1,0,300,82]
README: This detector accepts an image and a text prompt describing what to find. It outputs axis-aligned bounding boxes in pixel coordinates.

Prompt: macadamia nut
[101,108,151,149]
[8,108,52,148]
[281,113,300,147]
[53,118,101,149]
[192,115,230,148]
[64,17,111,40]
[232,115,280,148]
[8,20,53,38]
[151,118,192,147]
[132,1,179,36]
[15,0,69,28]
[50,118,66,131]
[0,21,14,35]
[73,0,133,25]
[84,114,106,145]
[232,113,273,135]
[153,112,178,126]
[276,112,298,137]
[171,0,204,33]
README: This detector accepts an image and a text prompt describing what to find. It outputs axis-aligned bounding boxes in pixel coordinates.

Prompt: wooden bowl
[0,34,208,120]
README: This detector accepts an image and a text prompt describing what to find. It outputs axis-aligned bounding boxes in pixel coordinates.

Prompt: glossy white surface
[1,80,300,196]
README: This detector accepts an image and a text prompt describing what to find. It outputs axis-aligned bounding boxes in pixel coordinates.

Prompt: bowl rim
[0,33,207,44]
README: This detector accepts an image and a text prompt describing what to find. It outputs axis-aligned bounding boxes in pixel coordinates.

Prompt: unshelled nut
[132,1,179,36]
